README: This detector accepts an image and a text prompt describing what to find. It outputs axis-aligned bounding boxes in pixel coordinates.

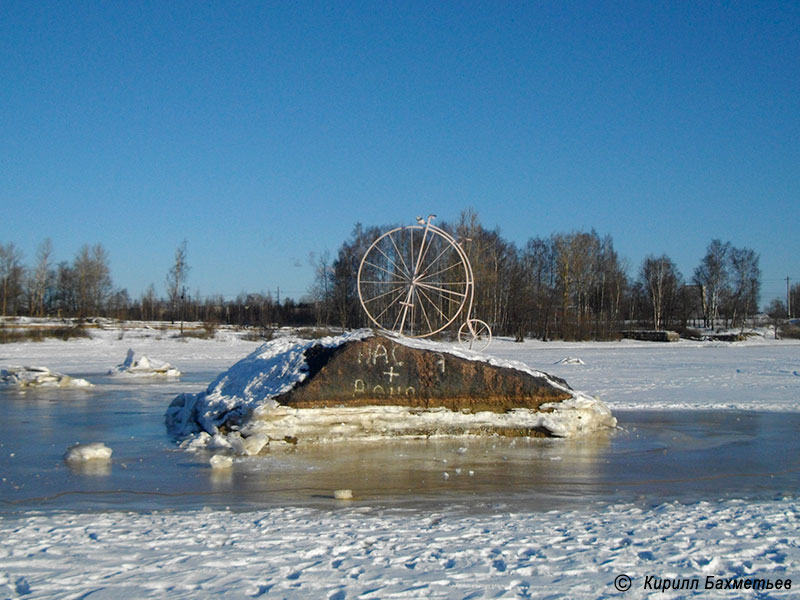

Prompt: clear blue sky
[2,1,798,305]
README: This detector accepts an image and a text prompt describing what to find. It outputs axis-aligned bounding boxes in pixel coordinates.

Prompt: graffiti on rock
[352,341,446,398]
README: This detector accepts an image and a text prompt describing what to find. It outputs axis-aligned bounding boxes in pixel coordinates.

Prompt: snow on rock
[108,349,181,377]
[166,330,616,448]
[0,366,92,389]
[63,442,112,463]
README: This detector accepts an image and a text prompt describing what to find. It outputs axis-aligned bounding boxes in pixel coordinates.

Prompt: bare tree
[522,237,558,340]
[727,246,761,329]
[693,239,731,328]
[54,262,77,316]
[108,289,131,320]
[551,231,602,339]
[639,255,683,330]
[308,251,333,326]
[140,284,159,321]
[590,235,628,339]
[166,240,190,332]
[0,242,24,316]
[766,298,788,339]
[27,239,54,317]
[790,283,800,319]
[74,244,113,318]
[454,213,518,334]
[331,224,381,329]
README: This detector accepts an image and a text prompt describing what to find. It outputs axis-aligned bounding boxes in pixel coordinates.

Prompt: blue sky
[2,1,798,305]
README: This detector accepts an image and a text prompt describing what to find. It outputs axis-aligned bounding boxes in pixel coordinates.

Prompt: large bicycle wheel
[358,224,470,337]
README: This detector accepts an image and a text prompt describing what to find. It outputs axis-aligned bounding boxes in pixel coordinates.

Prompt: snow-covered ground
[3,499,797,599]
[487,334,800,414]
[0,324,798,599]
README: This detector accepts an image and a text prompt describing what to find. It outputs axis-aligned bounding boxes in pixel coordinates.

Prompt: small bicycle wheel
[358,224,470,337]
[458,319,492,351]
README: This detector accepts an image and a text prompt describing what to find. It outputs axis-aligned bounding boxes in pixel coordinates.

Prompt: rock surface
[280,334,572,412]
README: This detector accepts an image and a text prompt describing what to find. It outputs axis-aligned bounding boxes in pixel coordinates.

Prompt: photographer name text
[643,575,792,592]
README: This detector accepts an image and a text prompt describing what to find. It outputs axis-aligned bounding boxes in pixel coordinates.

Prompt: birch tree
[166,240,190,328]
[308,251,333,326]
[74,244,113,318]
[727,246,761,328]
[28,239,54,317]
[640,255,683,330]
[693,239,731,328]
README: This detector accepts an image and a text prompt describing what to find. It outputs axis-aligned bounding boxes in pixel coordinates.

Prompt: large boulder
[166,330,616,450]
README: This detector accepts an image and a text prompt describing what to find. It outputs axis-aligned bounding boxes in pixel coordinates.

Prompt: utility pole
[788,277,792,319]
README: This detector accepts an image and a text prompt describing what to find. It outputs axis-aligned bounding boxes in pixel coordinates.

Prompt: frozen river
[1,330,798,599]
[2,336,798,514]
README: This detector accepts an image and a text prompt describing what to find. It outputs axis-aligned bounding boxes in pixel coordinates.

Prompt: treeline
[309,211,773,340]
[0,212,790,339]
[0,240,316,327]
[1,241,116,320]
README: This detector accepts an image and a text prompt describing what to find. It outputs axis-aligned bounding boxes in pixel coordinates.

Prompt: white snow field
[2,499,797,599]
[0,323,798,599]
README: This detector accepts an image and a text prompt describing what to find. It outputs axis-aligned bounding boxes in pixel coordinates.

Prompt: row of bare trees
[0,219,769,338]
[1,240,113,319]
[693,240,762,328]
[309,212,765,339]
[134,287,314,328]
[0,239,317,328]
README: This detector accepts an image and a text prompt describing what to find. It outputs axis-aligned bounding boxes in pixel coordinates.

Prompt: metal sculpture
[357,214,492,350]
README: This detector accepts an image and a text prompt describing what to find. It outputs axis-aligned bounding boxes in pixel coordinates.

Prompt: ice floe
[556,356,585,365]
[208,454,233,469]
[63,442,113,463]
[0,366,92,389]
[108,349,181,377]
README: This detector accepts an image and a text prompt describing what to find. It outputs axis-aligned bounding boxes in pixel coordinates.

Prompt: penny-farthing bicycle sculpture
[357,214,492,351]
